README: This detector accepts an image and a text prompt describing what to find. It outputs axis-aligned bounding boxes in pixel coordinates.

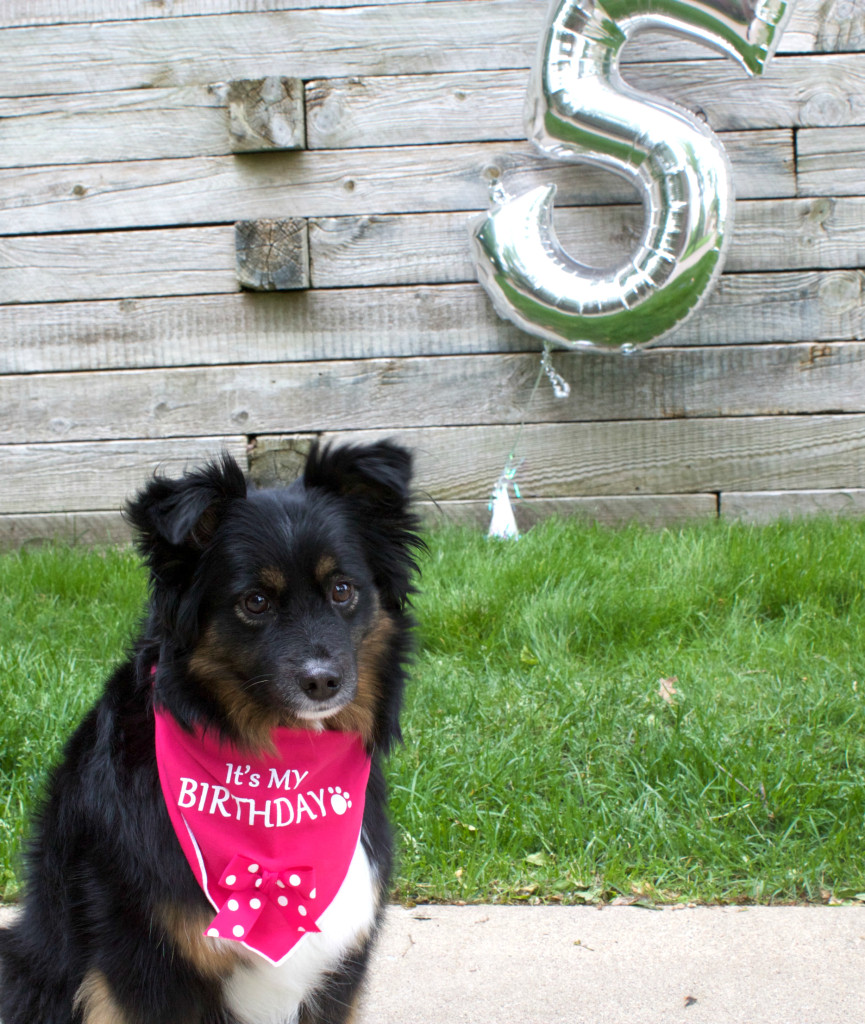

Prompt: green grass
[0,546,147,899]
[2,517,865,906]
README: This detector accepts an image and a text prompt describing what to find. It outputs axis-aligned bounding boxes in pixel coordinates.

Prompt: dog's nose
[298,661,343,702]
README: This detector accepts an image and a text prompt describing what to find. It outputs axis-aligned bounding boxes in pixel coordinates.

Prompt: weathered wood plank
[2,197,859,305]
[1,0,474,28]
[419,495,719,528]
[308,197,865,288]
[0,496,718,547]
[12,424,853,518]
[306,54,865,150]
[0,511,133,549]
[3,53,860,170]
[0,287,531,374]
[251,414,865,499]
[246,432,716,526]
[597,47,865,121]
[0,0,841,47]
[798,127,865,197]
[0,226,237,304]
[5,345,865,445]
[0,0,848,97]
[0,133,794,236]
[721,489,865,522]
[0,3,547,98]
[0,86,230,169]
[0,437,248,514]
[550,197,865,275]
[0,271,862,375]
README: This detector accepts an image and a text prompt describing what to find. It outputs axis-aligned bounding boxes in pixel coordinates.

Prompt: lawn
[2,517,864,906]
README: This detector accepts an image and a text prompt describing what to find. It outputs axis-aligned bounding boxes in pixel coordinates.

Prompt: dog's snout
[298,660,343,702]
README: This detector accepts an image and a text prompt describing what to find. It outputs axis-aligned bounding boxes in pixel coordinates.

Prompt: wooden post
[228,77,306,152]
[235,219,310,290]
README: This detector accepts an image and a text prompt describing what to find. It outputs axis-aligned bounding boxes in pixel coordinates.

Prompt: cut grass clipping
[2,517,864,906]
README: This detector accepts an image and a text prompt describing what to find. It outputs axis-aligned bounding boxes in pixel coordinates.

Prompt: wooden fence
[1,0,863,545]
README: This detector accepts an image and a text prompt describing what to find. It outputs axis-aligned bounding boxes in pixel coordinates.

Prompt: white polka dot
[276,880,285,889]
[233,924,245,938]
[248,863,259,873]
[289,873,301,886]
[250,898,262,910]
[224,874,236,886]
[255,878,263,888]
[278,895,288,907]
[207,928,220,937]
[227,899,239,912]
[298,927,305,933]
[298,905,307,917]
[310,888,316,899]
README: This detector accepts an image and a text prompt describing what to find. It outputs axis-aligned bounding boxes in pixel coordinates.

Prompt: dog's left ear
[304,440,423,608]
[303,439,412,512]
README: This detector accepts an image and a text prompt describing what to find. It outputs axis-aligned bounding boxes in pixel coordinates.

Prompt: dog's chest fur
[223,838,378,1024]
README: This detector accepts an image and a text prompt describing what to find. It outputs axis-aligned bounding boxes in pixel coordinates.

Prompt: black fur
[0,441,423,1024]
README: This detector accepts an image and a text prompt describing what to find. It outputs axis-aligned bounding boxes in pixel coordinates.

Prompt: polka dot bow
[205,854,319,944]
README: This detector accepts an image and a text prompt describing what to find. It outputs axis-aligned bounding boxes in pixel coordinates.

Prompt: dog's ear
[303,440,424,610]
[125,453,247,624]
[303,439,413,512]
[127,453,247,551]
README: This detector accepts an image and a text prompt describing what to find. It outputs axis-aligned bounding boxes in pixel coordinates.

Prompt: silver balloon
[469,0,797,352]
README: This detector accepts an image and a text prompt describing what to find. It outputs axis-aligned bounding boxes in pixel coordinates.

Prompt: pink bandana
[154,709,371,965]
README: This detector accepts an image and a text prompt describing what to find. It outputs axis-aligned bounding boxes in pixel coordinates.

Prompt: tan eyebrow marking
[260,566,286,593]
[315,554,338,584]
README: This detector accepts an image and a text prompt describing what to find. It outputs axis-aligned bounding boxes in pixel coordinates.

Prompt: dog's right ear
[125,453,247,570]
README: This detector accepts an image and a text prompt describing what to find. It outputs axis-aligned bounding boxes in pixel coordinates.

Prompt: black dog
[0,441,422,1024]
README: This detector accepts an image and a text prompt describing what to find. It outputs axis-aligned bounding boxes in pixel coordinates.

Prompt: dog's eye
[331,581,354,605]
[243,593,270,615]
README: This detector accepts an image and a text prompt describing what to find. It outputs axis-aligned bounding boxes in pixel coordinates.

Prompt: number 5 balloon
[469,0,797,352]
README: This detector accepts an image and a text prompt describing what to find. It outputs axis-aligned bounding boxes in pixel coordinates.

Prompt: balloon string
[504,350,544,474]
[541,342,571,398]
[500,341,568,494]
[488,344,570,538]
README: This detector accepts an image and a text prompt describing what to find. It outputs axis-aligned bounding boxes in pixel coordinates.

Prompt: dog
[0,440,423,1024]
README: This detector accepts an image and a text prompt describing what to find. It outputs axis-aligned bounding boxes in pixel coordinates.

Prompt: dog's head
[126,441,423,752]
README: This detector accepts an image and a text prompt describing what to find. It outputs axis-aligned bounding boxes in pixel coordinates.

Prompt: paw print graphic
[327,786,352,815]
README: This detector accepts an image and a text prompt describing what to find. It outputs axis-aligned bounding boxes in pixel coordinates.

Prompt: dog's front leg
[297,943,373,1024]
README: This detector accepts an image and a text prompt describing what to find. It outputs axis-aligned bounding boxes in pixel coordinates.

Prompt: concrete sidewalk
[2,904,863,1021]
[359,904,865,1023]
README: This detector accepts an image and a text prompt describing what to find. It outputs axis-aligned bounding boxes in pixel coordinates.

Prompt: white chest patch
[224,838,378,1024]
